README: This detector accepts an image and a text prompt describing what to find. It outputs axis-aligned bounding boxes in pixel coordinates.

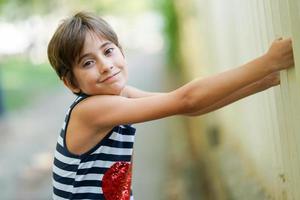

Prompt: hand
[265,37,294,72]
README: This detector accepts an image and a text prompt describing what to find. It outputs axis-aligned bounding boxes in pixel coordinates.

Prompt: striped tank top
[52,95,136,200]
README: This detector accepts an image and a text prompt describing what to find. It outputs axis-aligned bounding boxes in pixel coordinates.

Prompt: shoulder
[73,95,120,117]
[72,94,128,126]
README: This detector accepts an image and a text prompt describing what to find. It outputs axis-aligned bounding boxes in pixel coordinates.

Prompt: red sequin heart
[102,162,132,200]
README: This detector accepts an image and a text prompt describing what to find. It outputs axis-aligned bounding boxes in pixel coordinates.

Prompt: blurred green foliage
[0,0,153,20]
[1,57,60,111]
[0,0,181,112]
[156,0,180,71]
[0,0,155,112]
[0,0,55,20]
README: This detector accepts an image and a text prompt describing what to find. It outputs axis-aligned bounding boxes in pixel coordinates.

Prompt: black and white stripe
[52,95,136,199]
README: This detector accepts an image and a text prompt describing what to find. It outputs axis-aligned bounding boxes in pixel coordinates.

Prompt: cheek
[116,61,128,80]
[121,68,128,82]
[77,71,98,86]
[122,66,128,76]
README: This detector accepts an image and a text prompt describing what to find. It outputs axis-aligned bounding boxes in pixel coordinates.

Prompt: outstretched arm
[75,38,293,128]
[185,72,280,116]
[176,38,292,114]
[125,72,280,116]
[121,38,292,118]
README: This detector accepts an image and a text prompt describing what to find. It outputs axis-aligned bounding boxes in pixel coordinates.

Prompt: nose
[97,59,113,74]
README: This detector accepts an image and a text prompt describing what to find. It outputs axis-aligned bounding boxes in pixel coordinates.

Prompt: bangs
[66,19,119,67]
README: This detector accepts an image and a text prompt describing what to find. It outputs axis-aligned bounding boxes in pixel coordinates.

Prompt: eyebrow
[77,41,112,64]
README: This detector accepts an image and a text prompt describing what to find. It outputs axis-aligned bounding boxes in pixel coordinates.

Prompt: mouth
[101,71,121,83]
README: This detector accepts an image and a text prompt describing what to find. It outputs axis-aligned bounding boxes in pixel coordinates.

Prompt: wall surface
[175,0,300,199]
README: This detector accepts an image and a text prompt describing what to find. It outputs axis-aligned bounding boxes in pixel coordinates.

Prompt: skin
[63,33,294,155]
[63,31,128,96]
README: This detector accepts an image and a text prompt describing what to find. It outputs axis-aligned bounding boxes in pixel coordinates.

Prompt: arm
[176,37,293,113]
[185,72,280,116]
[76,38,293,128]
[123,72,280,116]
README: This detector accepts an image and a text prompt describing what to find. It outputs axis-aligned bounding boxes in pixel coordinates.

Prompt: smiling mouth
[101,71,121,83]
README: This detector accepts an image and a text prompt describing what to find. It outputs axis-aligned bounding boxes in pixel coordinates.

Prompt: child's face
[68,31,128,96]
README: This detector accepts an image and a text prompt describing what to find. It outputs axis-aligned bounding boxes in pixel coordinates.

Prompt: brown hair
[47,11,122,89]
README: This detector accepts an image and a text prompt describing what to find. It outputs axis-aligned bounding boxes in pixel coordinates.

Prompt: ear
[62,76,81,94]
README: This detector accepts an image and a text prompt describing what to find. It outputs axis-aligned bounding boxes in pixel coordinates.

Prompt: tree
[0,70,4,117]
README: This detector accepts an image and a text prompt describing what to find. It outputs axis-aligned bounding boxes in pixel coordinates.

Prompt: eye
[83,60,95,68]
[104,48,114,56]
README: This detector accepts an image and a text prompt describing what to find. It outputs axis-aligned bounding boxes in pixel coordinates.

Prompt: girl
[47,11,294,200]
